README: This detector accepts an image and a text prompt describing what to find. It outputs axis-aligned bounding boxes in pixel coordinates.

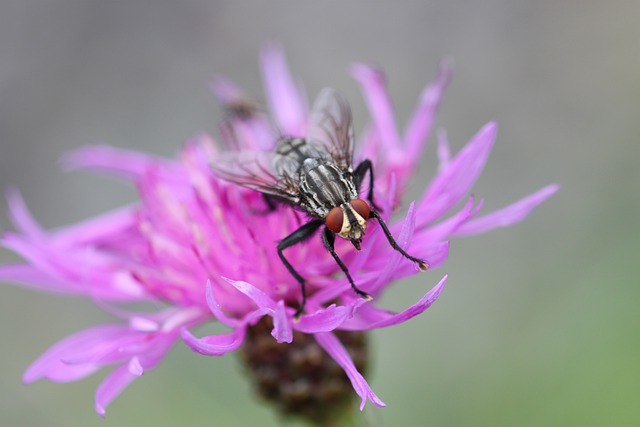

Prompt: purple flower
[0,44,558,417]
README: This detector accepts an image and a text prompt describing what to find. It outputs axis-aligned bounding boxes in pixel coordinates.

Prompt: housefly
[212,88,428,318]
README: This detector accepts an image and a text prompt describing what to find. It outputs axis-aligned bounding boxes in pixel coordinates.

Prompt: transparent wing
[306,88,355,170]
[210,150,300,204]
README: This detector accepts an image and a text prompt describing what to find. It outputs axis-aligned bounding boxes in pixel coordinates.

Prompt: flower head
[0,44,557,418]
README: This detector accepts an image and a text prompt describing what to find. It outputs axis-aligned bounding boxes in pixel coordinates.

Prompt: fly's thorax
[273,137,330,178]
[298,160,358,218]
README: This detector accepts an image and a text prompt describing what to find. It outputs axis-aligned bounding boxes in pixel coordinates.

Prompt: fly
[212,88,428,318]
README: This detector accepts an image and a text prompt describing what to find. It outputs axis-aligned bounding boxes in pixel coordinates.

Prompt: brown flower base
[239,317,368,424]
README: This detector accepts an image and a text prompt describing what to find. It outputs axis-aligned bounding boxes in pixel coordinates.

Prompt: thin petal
[436,128,451,171]
[404,62,452,160]
[271,300,292,343]
[209,75,244,104]
[205,279,241,327]
[454,184,560,236]
[295,304,351,333]
[6,189,45,239]
[23,326,126,383]
[129,317,159,332]
[0,264,72,293]
[128,357,144,376]
[95,363,138,417]
[356,240,449,286]
[341,275,447,330]
[351,64,401,153]
[221,277,276,310]
[412,241,449,271]
[414,196,482,243]
[25,360,99,384]
[418,122,497,226]
[315,332,386,410]
[50,206,137,248]
[181,327,246,356]
[0,235,62,282]
[61,145,182,183]
[260,43,307,136]
[1,234,144,300]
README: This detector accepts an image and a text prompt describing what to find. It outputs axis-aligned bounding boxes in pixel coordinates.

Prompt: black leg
[353,159,382,211]
[277,219,324,319]
[370,209,429,272]
[321,228,372,301]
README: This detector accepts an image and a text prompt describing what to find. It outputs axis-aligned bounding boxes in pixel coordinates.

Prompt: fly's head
[325,199,371,249]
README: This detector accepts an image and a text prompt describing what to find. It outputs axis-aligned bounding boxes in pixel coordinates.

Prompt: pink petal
[209,75,245,104]
[129,317,159,332]
[0,235,62,281]
[436,128,451,170]
[414,196,482,244]
[61,145,183,183]
[404,62,452,160]
[54,322,180,368]
[222,277,277,310]
[359,240,449,285]
[418,122,498,226]
[1,234,144,300]
[95,363,139,417]
[181,327,246,356]
[454,184,560,236]
[412,240,449,271]
[351,64,401,153]
[0,264,73,293]
[128,357,144,376]
[315,332,386,410]
[271,300,292,343]
[221,278,296,342]
[341,275,447,330]
[23,326,126,383]
[260,43,307,136]
[205,279,242,327]
[50,206,137,248]
[6,189,45,239]
[294,304,351,333]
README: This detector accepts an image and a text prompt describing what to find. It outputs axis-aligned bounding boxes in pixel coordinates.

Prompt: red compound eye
[325,207,344,233]
[350,199,370,220]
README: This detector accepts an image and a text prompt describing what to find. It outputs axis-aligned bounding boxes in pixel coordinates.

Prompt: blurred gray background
[1,1,639,426]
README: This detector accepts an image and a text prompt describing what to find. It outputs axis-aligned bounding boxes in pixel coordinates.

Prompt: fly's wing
[210,150,300,204]
[306,88,355,170]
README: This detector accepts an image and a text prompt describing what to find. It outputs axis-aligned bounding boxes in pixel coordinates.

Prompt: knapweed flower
[0,45,557,422]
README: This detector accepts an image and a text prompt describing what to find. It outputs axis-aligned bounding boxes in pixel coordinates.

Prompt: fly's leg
[277,219,324,319]
[321,227,372,301]
[370,209,429,272]
[354,161,428,271]
[353,159,382,211]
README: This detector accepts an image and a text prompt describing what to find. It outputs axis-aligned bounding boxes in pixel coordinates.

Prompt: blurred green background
[1,1,639,426]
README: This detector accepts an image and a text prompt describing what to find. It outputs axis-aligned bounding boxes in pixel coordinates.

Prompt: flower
[0,44,558,418]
